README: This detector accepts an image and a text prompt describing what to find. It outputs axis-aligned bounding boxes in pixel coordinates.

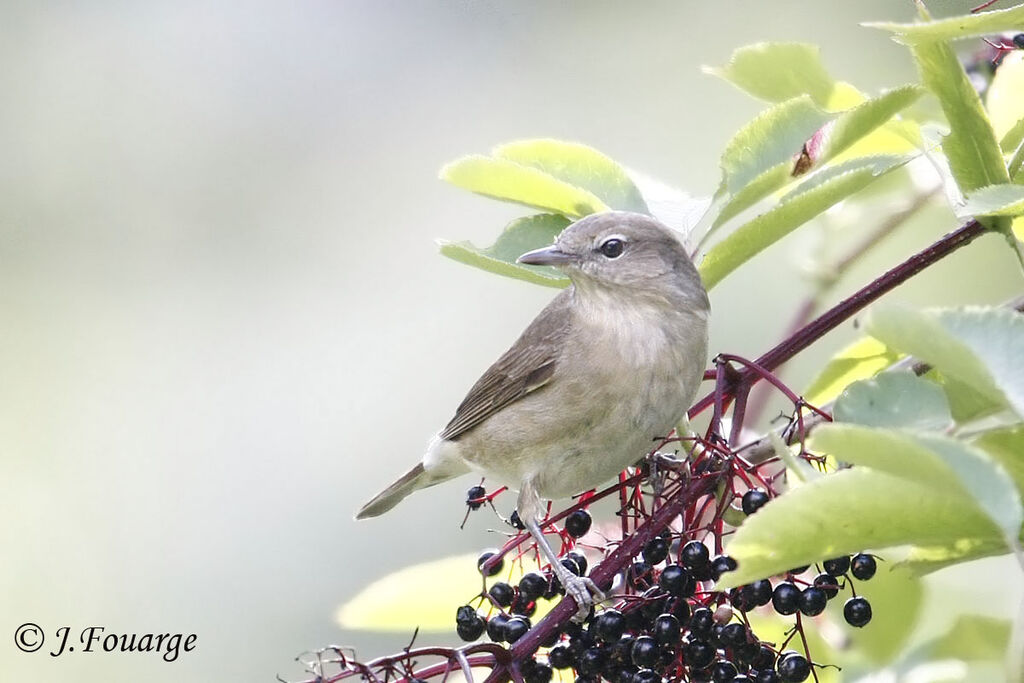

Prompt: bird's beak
[517,245,576,266]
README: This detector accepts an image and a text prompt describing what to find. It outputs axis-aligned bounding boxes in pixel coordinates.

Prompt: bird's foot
[647,451,689,495]
[557,569,606,622]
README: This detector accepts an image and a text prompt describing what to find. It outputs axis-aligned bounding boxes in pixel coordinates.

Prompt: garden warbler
[356,211,710,619]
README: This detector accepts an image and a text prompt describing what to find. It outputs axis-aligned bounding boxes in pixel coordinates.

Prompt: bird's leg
[517,482,605,622]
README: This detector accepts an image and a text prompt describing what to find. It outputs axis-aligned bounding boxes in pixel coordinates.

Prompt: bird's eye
[599,238,625,258]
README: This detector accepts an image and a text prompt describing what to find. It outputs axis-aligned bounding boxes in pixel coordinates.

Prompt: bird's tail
[355,464,428,519]
[356,461,468,519]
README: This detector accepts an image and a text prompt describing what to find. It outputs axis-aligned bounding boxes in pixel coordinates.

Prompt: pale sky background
[2,2,1022,681]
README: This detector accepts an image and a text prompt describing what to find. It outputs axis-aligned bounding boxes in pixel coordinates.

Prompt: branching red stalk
[484,473,724,683]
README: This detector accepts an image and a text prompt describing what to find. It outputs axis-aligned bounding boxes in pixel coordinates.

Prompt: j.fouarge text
[49,625,197,661]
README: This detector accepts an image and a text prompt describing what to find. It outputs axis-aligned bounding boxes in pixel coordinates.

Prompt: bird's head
[517,211,709,310]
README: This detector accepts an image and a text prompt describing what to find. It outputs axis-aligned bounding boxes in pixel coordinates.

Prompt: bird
[356,210,710,619]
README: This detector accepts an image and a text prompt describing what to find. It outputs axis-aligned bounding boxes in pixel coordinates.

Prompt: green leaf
[867,306,1024,419]
[804,336,903,406]
[974,426,1024,496]
[906,33,1009,195]
[336,552,552,632]
[833,371,952,431]
[438,214,571,288]
[717,96,831,195]
[713,162,793,229]
[900,536,1012,575]
[493,139,649,214]
[842,563,923,664]
[813,424,1023,550]
[1002,118,1024,155]
[441,156,608,218]
[719,467,1002,588]
[704,42,860,110]
[700,155,906,289]
[866,4,1024,44]
[957,183,1024,219]
[927,368,1007,423]
[818,86,922,161]
[713,87,922,229]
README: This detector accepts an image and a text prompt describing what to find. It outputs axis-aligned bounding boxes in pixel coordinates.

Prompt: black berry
[787,565,809,576]
[659,564,695,597]
[771,582,800,616]
[565,509,592,538]
[503,616,530,643]
[562,557,582,576]
[576,647,606,676]
[548,644,574,669]
[751,578,773,606]
[1013,33,1024,49]
[510,510,525,530]
[730,586,753,612]
[799,587,827,616]
[519,572,548,603]
[455,606,486,641]
[850,553,877,580]
[680,540,710,568]
[595,609,626,642]
[777,653,810,682]
[643,536,670,565]
[489,582,514,607]
[710,554,738,580]
[720,623,747,648]
[487,613,509,642]
[812,573,839,600]
[631,635,660,668]
[522,660,552,683]
[844,596,872,627]
[652,613,681,645]
[667,596,691,622]
[687,607,714,640]
[752,644,777,670]
[755,671,780,683]
[822,556,851,576]
[466,485,486,509]
[477,550,504,577]
[711,660,738,682]
[568,550,589,575]
[741,489,770,515]
[684,639,716,669]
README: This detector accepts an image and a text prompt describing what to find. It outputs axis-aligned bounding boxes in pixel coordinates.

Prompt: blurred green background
[3,2,1022,681]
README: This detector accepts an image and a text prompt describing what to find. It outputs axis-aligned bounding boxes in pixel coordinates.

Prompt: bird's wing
[440,289,573,441]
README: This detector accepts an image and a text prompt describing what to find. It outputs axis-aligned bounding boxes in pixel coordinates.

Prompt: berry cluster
[762,554,876,629]
[457,507,880,683]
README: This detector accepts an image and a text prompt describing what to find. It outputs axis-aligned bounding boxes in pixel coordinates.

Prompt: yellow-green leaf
[700,156,906,289]
[336,552,551,632]
[439,214,571,288]
[441,157,605,218]
[866,5,1024,44]
[804,336,903,406]
[704,42,860,110]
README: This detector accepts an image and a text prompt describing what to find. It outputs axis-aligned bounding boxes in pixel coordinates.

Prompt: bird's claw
[562,575,606,622]
[647,451,687,495]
